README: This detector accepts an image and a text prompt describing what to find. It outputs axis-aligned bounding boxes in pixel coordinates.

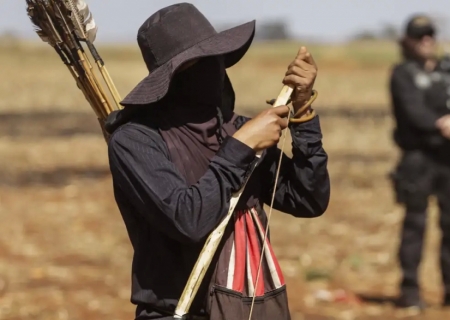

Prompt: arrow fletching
[65,0,98,42]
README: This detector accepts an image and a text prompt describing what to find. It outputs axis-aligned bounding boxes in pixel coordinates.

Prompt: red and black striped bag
[205,207,291,320]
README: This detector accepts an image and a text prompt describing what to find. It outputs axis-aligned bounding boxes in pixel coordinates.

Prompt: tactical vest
[405,58,450,116]
[396,58,450,156]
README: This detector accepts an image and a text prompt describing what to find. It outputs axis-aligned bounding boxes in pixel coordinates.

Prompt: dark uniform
[390,54,450,306]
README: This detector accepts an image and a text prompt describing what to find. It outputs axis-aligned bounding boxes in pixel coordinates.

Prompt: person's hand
[283,46,318,115]
[436,114,450,139]
[233,105,290,152]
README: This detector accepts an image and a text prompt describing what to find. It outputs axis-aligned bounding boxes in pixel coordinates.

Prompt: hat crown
[137,3,217,72]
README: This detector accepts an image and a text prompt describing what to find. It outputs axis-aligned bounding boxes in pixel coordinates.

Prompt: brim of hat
[120,20,256,107]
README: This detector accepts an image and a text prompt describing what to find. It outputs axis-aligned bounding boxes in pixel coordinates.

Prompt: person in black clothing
[105,3,330,320]
[390,14,450,309]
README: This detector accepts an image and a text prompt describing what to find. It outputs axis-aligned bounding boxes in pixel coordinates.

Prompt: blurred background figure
[389,14,450,309]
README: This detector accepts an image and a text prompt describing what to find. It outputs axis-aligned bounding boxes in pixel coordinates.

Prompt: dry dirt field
[0,39,449,320]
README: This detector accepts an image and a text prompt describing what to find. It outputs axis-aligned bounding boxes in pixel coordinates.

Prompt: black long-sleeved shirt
[390,59,450,153]
[107,114,330,319]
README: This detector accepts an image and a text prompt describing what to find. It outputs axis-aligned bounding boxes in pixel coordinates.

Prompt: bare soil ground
[0,41,449,319]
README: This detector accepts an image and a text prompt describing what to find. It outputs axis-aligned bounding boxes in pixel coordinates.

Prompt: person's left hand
[436,114,450,139]
[283,46,318,115]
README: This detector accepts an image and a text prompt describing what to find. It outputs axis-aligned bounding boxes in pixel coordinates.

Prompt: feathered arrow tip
[26,0,52,44]
[26,0,98,45]
[65,0,98,43]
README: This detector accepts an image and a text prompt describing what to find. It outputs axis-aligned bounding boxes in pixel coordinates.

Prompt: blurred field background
[0,36,449,320]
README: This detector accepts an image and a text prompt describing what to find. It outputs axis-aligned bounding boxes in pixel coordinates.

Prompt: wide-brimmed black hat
[120,3,255,107]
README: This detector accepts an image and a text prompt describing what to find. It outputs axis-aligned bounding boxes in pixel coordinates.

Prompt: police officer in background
[390,14,450,309]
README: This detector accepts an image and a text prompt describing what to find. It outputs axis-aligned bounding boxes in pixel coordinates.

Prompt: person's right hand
[232,105,290,152]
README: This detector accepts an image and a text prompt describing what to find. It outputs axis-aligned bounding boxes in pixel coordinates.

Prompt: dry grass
[0,39,401,113]
[0,39,449,320]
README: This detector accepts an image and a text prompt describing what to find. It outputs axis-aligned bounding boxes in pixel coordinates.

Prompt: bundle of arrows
[25,0,122,140]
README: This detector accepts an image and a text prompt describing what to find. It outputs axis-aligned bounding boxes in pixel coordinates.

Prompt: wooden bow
[173,85,294,319]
